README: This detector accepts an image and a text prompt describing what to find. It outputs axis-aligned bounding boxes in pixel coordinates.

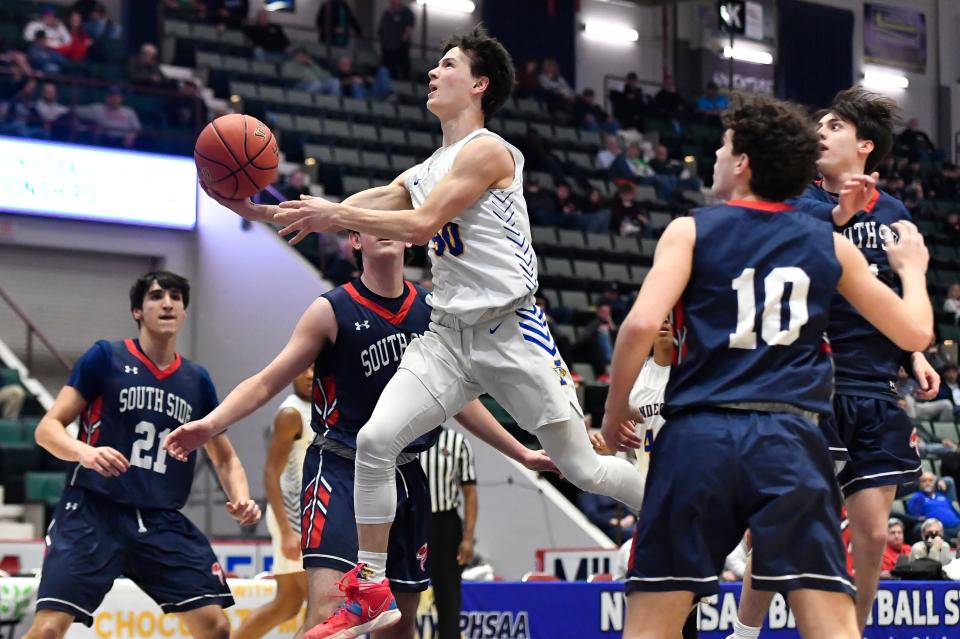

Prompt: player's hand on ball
[78,445,129,477]
[522,449,559,473]
[887,220,929,276]
[836,172,878,218]
[275,195,343,244]
[911,353,940,400]
[163,419,216,461]
[281,529,301,562]
[227,499,261,526]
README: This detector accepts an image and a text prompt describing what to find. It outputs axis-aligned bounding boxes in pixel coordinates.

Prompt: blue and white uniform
[36,339,232,626]
[626,201,853,599]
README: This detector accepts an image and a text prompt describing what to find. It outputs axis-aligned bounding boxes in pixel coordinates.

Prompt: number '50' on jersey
[66,339,219,510]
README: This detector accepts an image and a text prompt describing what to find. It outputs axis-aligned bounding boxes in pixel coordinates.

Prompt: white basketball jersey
[404,128,537,325]
[628,358,669,482]
[276,393,311,528]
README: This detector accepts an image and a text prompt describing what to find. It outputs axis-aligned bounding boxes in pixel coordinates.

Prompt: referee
[419,426,477,639]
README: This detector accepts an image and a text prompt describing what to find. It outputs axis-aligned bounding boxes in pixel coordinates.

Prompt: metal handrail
[0,287,72,372]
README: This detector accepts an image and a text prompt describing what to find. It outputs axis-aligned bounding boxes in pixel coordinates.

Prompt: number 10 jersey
[665,201,841,417]
[66,339,219,510]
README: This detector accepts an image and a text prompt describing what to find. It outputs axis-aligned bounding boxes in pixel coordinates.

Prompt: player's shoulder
[411,282,432,304]
[874,189,911,220]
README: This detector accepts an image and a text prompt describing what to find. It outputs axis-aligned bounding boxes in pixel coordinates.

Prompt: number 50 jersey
[665,201,841,417]
[66,339,219,510]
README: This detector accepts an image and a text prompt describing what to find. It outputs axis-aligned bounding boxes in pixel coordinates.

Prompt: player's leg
[844,484,897,631]
[233,571,307,639]
[681,606,700,639]
[725,555,773,639]
[295,567,347,638]
[177,605,231,639]
[374,592,420,639]
[787,590,858,639]
[623,592,696,639]
[21,610,74,639]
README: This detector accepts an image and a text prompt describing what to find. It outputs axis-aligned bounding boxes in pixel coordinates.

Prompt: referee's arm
[457,437,478,566]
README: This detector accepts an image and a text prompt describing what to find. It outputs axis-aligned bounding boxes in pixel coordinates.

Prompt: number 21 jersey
[665,201,841,416]
[66,339,219,510]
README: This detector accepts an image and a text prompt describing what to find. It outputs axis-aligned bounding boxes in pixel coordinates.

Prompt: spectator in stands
[27,30,66,74]
[315,0,362,47]
[898,117,937,160]
[651,74,687,118]
[0,77,40,138]
[910,518,955,568]
[280,169,310,200]
[880,519,911,578]
[378,0,414,81]
[56,10,91,61]
[917,437,958,462]
[322,233,360,285]
[573,187,612,233]
[24,6,72,48]
[695,81,727,125]
[83,2,123,60]
[514,59,540,99]
[905,365,955,422]
[282,47,335,94]
[163,0,206,20]
[524,176,557,224]
[0,38,33,79]
[609,72,646,130]
[245,7,291,64]
[574,302,618,380]
[127,43,164,87]
[578,490,635,543]
[944,213,960,244]
[573,88,618,134]
[944,283,960,320]
[538,57,574,116]
[595,135,621,171]
[167,79,207,129]
[923,334,949,372]
[907,472,960,540]
[609,181,648,236]
[648,143,701,201]
[609,140,654,183]
[0,380,26,420]
[332,55,392,99]
[535,294,574,365]
[938,363,960,421]
[76,85,141,148]
[35,81,70,138]
[206,0,249,29]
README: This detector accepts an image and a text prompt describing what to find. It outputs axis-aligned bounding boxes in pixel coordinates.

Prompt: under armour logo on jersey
[65,502,78,511]
[125,365,139,375]
[355,321,370,331]
[868,263,880,277]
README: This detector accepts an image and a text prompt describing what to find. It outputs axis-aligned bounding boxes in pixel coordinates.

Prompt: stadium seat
[541,289,561,310]
[390,153,415,171]
[634,185,659,203]
[603,263,630,284]
[585,233,613,251]
[341,97,370,115]
[543,258,573,277]
[573,260,603,280]
[554,324,576,345]
[0,419,22,443]
[342,175,372,195]
[380,127,407,146]
[557,230,586,248]
[931,421,959,441]
[612,236,641,255]
[640,238,658,257]
[573,363,596,385]
[561,290,590,310]
[25,471,65,506]
[361,151,391,171]
[352,123,379,142]
[531,226,557,247]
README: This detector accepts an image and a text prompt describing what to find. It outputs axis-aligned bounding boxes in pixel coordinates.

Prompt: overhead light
[304,157,317,166]
[416,0,475,13]
[722,45,773,65]
[862,69,909,90]
[229,94,241,103]
[584,21,639,43]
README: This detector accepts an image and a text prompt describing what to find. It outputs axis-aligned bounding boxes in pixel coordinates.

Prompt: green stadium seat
[479,395,516,426]
[0,419,22,443]
[25,471,65,505]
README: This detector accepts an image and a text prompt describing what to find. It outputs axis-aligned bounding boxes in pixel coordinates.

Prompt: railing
[0,287,72,373]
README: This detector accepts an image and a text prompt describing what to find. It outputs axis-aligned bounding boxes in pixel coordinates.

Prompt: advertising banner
[863,4,927,73]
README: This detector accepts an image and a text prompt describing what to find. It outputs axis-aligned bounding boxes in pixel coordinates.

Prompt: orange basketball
[194,114,278,199]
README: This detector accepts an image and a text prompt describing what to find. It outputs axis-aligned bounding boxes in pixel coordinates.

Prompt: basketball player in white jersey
[198,26,646,637]
[234,367,312,639]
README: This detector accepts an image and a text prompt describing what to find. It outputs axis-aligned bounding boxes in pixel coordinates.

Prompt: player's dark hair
[129,271,190,326]
[818,86,901,173]
[722,93,819,201]
[441,25,514,119]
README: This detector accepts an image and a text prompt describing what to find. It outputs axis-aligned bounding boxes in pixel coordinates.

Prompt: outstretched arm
[273,137,515,245]
[453,400,558,473]
[164,297,335,460]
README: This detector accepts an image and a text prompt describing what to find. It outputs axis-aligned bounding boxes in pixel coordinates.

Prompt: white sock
[358,551,388,582]
[731,619,761,639]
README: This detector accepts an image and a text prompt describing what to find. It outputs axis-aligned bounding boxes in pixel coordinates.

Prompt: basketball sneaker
[304,563,400,639]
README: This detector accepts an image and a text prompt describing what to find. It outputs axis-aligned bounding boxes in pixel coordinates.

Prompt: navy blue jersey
[313,279,440,452]
[790,183,911,400]
[67,339,219,510]
[665,201,841,416]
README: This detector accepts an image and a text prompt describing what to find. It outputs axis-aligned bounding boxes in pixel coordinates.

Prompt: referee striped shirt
[419,428,477,513]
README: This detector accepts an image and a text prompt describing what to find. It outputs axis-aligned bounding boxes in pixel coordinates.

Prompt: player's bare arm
[205,433,261,526]
[273,136,514,245]
[602,218,695,451]
[264,408,304,561]
[164,297,336,460]
[834,221,933,352]
[453,400,558,473]
[35,386,129,477]
[832,172,880,225]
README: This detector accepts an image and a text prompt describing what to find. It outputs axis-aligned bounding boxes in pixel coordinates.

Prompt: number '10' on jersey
[665,201,841,417]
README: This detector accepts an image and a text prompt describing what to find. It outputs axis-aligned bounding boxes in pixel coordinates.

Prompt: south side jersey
[405,128,537,325]
[314,279,440,452]
[790,183,911,400]
[67,339,218,510]
[665,201,841,416]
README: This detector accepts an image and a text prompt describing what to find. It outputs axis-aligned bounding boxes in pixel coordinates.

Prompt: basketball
[194,114,279,200]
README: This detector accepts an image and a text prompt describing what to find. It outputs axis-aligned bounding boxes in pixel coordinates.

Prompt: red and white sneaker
[304,563,400,639]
